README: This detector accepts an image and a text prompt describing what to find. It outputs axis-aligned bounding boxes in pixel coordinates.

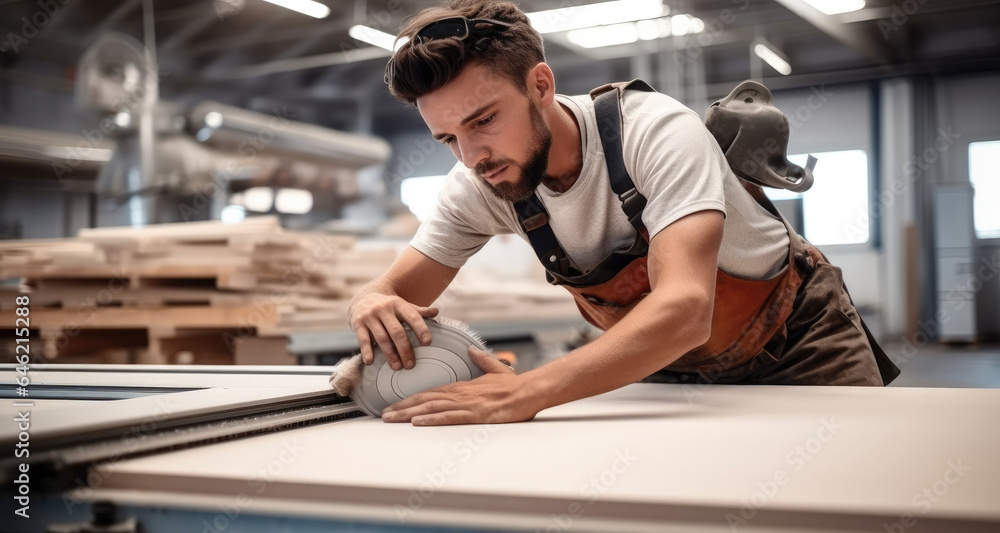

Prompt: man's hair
[386,0,545,105]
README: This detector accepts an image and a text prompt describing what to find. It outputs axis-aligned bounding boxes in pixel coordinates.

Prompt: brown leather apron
[514,80,899,384]
[562,182,814,376]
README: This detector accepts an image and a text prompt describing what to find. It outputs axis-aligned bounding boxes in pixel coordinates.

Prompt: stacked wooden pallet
[1,217,582,365]
[0,217,396,364]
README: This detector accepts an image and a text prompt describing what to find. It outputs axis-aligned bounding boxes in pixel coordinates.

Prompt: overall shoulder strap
[513,79,655,280]
[591,79,655,234]
[513,194,580,279]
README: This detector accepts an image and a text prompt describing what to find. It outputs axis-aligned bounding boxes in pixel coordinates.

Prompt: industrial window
[765,149,870,246]
[400,175,447,221]
[969,140,1000,239]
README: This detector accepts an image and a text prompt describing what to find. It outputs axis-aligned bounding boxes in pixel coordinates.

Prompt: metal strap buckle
[618,188,647,227]
[522,213,549,232]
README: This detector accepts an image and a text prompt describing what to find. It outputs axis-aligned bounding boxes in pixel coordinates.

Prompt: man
[348,0,898,426]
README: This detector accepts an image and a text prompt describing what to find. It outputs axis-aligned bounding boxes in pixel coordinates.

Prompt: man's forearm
[518,288,713,413]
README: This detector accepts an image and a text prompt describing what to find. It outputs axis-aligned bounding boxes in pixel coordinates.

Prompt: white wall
[386,129,459,186]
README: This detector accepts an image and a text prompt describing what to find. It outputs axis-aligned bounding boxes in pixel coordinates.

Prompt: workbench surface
[89,383,1000,532]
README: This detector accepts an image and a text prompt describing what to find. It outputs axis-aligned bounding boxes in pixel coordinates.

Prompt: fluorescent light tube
[349,25,407,52]
[367,1,693,55]
[801,0,865,15]
[527,0,665,34]
[262,0,330,19]
[753,41,792,75]
[566,22,639,48]
[670,13,692,36]
[635,19,663,40]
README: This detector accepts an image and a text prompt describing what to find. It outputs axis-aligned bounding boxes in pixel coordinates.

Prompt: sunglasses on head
[412,16,513,43]
[385,16,513,84]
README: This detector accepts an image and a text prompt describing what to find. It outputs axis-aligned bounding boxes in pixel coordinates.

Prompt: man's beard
[475,104,552,203]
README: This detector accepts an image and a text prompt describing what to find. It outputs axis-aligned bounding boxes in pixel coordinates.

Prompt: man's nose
[457,138,489,169]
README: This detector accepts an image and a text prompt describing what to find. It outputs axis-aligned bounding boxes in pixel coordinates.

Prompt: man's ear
[527,62,556,109]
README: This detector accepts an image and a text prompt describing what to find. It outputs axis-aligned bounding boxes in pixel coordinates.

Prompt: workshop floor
[883,341,1000,388]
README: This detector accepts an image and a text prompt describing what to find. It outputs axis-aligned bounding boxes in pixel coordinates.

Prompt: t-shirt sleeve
[621,91,729,240]
[409,163,512,268]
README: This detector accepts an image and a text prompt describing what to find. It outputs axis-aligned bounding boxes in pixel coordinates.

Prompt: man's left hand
[380,346,538,426]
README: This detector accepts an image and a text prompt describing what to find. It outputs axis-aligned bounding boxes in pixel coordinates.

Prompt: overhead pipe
[187,101,391,169]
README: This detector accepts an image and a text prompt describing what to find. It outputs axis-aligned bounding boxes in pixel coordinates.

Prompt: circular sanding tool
[346,317,490,417]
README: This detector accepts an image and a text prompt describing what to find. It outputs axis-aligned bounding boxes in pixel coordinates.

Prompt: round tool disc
[351,318,488,417]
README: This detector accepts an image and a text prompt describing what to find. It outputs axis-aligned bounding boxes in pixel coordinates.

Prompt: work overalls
[514,81,900,386]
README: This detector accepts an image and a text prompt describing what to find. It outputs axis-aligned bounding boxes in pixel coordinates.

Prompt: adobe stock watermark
[883,459,971,532]
[716,84,834,199]
[384,67,508,187]
[0,0,70,55]
[839,125,962,244]
[673,0,750,65]
[386,137,441,186]
[64,436,308,529]
[879,0,929,40]
[221,231,353,351]
[177,105,294,221]
[213,0,245,20]
[52,61,170,185]
[894,252,999,368]
[61,394,181,516]
[62,415,300,522]
[335,0,408,64]
[42,265,132,359]
[536,448,639,533]
[394,412,505,523]
[727,417,844,530]
[200,438,307,533]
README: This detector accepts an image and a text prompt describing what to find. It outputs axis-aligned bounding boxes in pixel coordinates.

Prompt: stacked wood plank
[0,216,581,365]
[0,217,394,364]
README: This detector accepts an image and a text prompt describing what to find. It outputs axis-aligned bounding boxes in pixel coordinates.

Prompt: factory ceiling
[1,0,998,138]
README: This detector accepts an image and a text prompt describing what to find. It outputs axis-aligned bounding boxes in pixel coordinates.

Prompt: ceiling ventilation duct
[187,102,391,170]
[71,32,391,226]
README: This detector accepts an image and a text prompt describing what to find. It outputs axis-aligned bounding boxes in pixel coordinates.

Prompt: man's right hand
[348,293,440,370]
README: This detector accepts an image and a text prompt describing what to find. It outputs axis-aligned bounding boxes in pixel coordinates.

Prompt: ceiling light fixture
[349,25,408,52]
[262,0,330,19]
[800,0,866,15]
[567,22,640,48]
[527,0,666,34]
[356,1,697,55]
[753,40,792,75]
[565,14,703,48]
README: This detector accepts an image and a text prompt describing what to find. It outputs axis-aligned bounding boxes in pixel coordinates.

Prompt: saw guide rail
[0,365,361,494]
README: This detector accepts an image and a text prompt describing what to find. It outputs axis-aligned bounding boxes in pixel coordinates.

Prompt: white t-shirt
[410,89,790,280]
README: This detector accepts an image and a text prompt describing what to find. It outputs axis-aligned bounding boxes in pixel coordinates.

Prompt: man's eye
[477,114,495,127]
[441,137,455,145]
